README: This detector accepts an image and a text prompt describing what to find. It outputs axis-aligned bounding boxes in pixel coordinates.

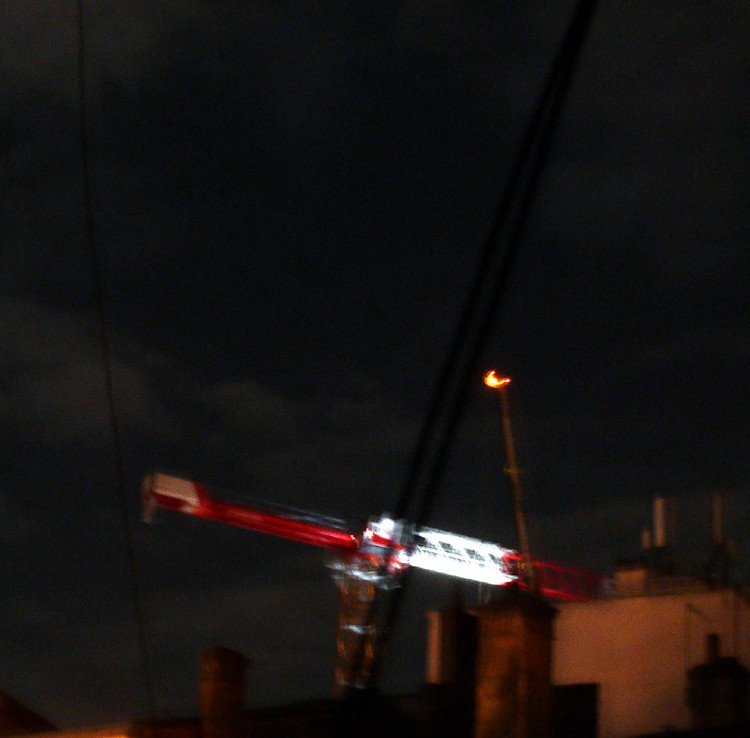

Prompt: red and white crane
[143,471,601,690]
[142,471,601,602]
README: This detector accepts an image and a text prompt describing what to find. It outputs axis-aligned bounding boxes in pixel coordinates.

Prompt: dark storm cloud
[0,297,417,510]
[1,0,749,727]
[0,300,180,445]
[194,373,419,511]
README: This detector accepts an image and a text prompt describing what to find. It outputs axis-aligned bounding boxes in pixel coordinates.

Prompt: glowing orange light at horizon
[483,370,511,389]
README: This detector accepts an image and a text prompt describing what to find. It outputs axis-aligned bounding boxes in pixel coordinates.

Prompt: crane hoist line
[142,472,601,602]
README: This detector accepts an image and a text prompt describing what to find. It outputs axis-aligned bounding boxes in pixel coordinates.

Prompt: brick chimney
[199,648,249,738]
[474,592,556,738]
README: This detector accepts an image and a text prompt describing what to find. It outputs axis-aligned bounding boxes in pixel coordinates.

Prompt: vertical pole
[498,387,537,592]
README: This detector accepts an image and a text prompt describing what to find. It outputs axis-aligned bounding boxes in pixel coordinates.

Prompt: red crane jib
[502,552,601,602]
[145,474,358,552]
[189,496,358,551]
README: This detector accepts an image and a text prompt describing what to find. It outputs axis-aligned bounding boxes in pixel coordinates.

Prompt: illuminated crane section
[409,527,516,586]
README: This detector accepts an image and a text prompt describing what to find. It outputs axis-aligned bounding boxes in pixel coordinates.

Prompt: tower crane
[142,472,601,689]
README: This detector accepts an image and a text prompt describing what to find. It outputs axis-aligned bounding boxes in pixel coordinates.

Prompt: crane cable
[75,0,157,718]
[352,0,601,697]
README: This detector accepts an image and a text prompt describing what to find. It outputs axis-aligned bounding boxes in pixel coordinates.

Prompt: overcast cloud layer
[2,0,749,727]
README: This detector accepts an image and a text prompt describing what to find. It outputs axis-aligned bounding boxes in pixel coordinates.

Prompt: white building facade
[553,583,750,737]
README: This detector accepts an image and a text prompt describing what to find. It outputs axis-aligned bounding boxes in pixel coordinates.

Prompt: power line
[412,0,600,535]
[357,0,601,695]
[75,0,156,718]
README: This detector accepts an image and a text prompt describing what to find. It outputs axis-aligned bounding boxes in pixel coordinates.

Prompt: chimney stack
[474,593,556,738]
[199,648,249,738]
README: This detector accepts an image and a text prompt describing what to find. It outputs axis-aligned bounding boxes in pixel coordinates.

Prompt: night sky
[2,0,749,728]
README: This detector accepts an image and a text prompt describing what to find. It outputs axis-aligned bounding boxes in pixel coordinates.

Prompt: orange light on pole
[483,370,511,389]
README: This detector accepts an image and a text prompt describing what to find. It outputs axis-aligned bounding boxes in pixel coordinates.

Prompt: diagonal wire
[354,0,600,696]
[76,0,156,718]
[411,0,599,531]
[395,0,598,525]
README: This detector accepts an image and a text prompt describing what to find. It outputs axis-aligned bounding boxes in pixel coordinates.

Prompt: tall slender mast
[484,371,537,592]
